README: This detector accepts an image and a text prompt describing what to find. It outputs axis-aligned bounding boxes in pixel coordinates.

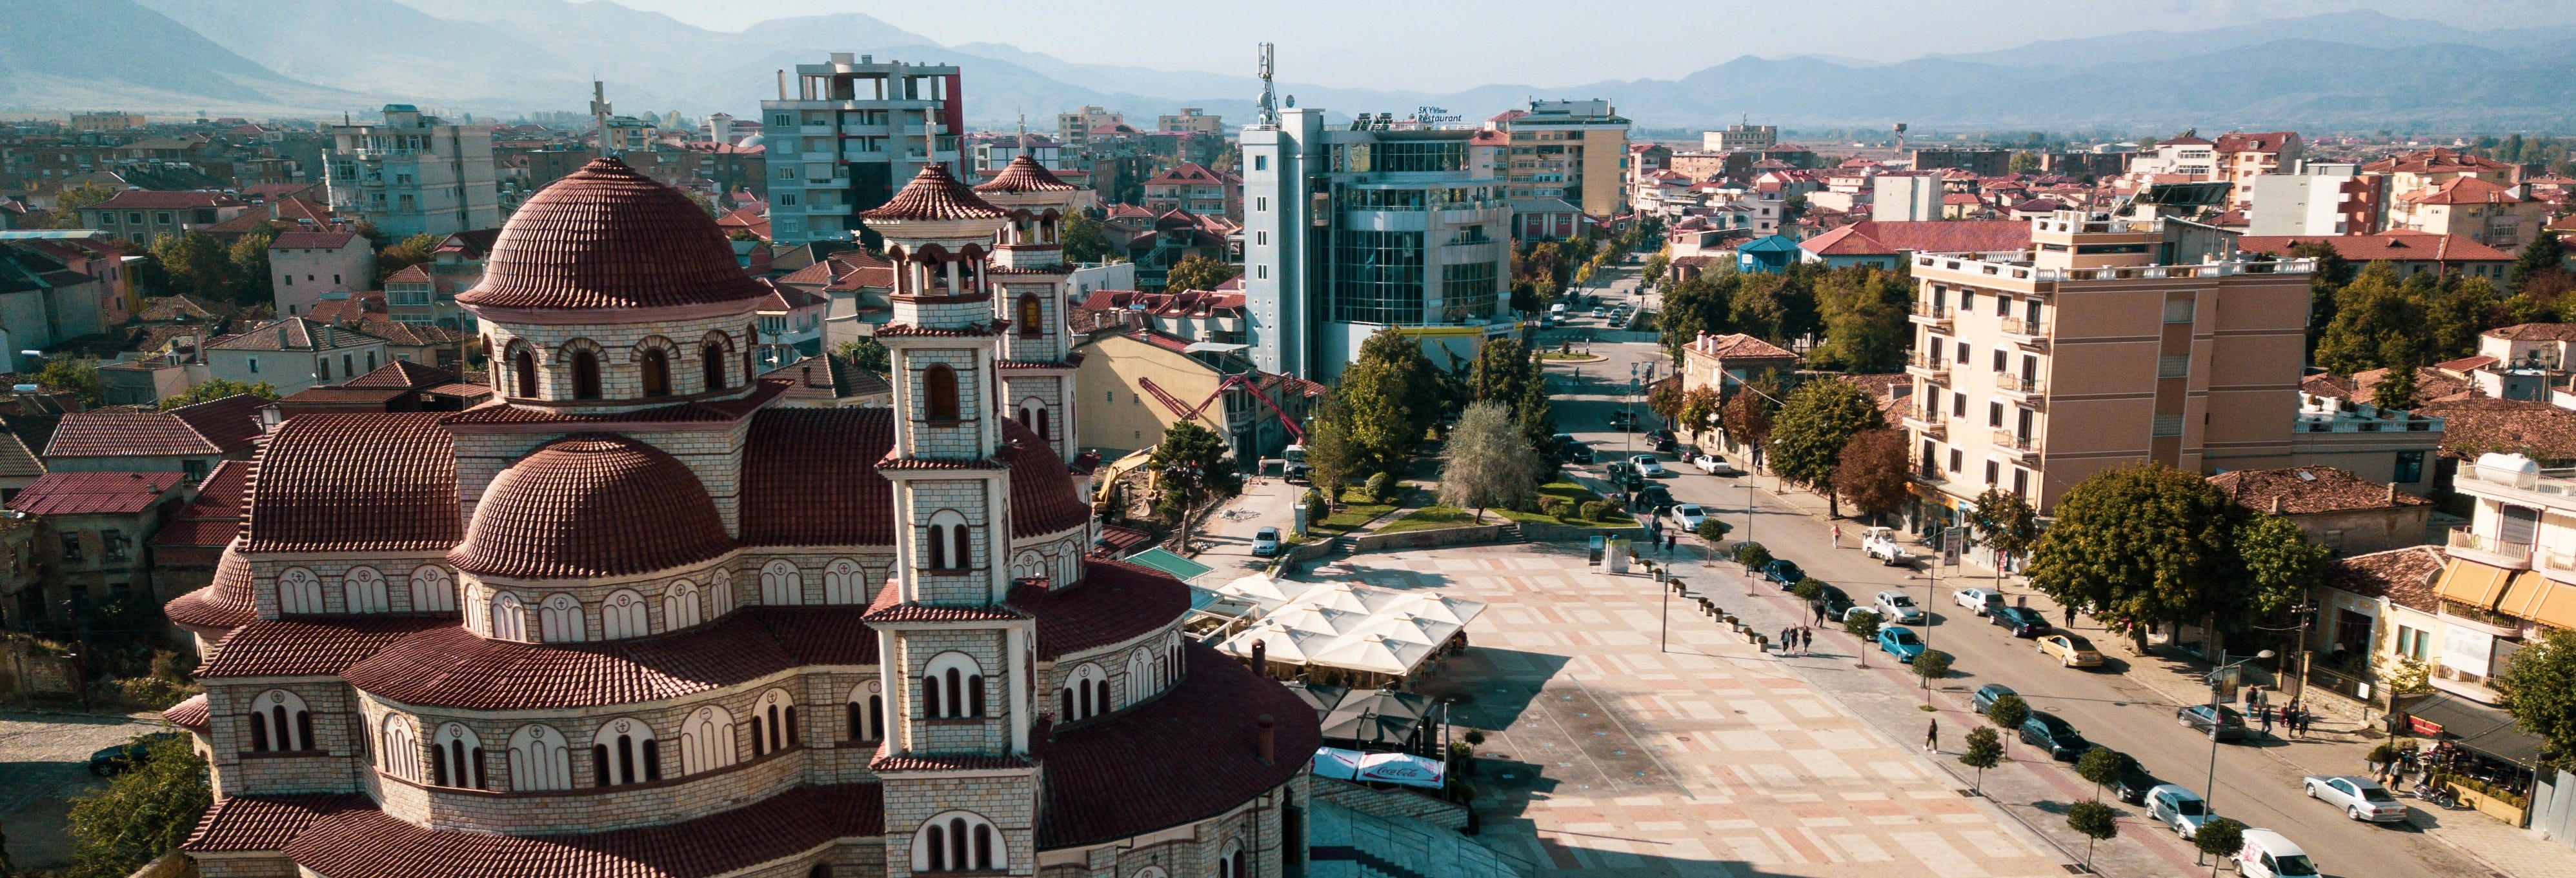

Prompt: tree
[35,357,104,408]
[1647,378,1683,425]
[226,226,277,305]
[1967,488,2040,576]
[2313,262,2421,376]
[52,181,120,229]
[2371,352,2421,410]
[1060,212,1120,264]
[2499,628,2576,772]
[1656,273,1736,361]
[1695,517,1733,546]
[1844,609,1881,665]
[1735,541,1773,571]
[158,379,277,410]
[1466,338,1551,446]
[1729,272,1816,346]
[1303,488,1329,528]
[1831,429,1912,524]
[2511,228,2568,295]
[2289,240,2354,351]
[1720,384,1775,457]
[1986,693,2029,758]
[2076,747,2126,801]
[1677,386,1720,441]
[1302,393,1365,501]
[1163,254,1242,293]
[147,231,233,300]
[63,734,211,878]
[372,232,441,286]
[2195,817,2247,875]
[1806,264,1912,373]
[2025,463,2242,652]
[1338,330,1444,478]
[1768,379,1884,514]
[1959,727,2004,793]
[1150,420,1243,549]
[2065,800,2118,870]
[1437,401,1542,518]
[2008,151,2043,174]
[2235,514,2331,621]
[840,337,891,375]
[1911,650,1951,701]
[1640,250,1671,289]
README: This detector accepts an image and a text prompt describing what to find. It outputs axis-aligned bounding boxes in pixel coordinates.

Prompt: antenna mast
[1256,43,1278,126]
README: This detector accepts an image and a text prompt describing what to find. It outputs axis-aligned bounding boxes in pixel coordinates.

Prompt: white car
[2302,775,2409,823]
[1669,504,1707,532]
[1873,590,1926,624]
[1860,526,1909,565]
[2145,784,2215,839]
[1630,455,1667,477]
[1953,587,2006,616]
[1251,526,1281,557]
[1690,454,1740,475]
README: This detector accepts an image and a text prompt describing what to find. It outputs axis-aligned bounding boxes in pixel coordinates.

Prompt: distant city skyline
[593,0,2551,92]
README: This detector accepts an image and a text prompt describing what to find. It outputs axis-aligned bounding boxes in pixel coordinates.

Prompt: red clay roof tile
[161,692,209,731]
[198,615,455,679]
[449,434,734,579]
[859,163,1006,223]
[243,414,459,553]
[5,471,185,515]
[44,393,265,459]
[1015,560,1190,661]
[341,608,877,710]
[456,157,771,312]
[165,548,259,632]
[183,793,373,853]
[279,784,881,877]
[1038,643,1317,848]
[149,459,251,549]
[974,155,1080,194]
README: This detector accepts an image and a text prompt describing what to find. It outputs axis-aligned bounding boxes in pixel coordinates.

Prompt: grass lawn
[1311,487,1398,534]
[1374,504,1484,534]
[1537,351,1598,361]
[1494,480,1637,527]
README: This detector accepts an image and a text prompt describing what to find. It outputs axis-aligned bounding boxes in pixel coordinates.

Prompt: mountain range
[4,3,2571,132]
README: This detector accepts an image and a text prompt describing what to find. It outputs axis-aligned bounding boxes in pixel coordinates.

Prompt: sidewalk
[1731,476,2576,878]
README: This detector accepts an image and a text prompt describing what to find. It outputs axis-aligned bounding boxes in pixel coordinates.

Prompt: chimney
[802,364,814,386]
[2388,483,2400,505]
[2271,495,2284,515]
[1250,640,1267,678]
[1256,713,1276,765]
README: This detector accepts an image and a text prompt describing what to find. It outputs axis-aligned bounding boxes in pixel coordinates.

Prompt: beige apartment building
[1902,210,2317,532]
[1485,99,1629,217]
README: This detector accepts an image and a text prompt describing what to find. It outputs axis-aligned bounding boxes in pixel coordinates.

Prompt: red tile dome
[456,157,770,312]
[450,434,735,579]
[975,155,1079,194]
[859,163,1007,223]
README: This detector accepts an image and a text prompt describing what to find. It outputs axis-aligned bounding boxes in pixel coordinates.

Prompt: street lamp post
[2202,650,2276,819]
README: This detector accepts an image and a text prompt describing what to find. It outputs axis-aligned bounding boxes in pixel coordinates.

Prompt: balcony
[1901,407,1947,439]
[1904,353,1951,384]
[1991,430,2040,460]
[1993,375,2044,406]
[1999,316,2048,348]
[2538,548,2576,586]
[2451,462,2576,512]
[2448,527,2534,570]
[1908,302,1952,328]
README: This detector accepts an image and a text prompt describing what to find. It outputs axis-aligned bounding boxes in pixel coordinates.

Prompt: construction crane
[1136,374,1307,443]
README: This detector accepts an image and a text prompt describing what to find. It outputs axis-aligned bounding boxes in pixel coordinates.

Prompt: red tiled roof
[2360,148,2513,175]
[1014,560,1189,661]
[91,190,245,210]
[2208,465,2426,514]
[740,410,1087,546]
[974,155,1080,194]
[183,794,373,853]
[2416,397,2576,461]
[450,434,734,579]
[341,608,878,710]
[162,692,209,731]
[5,471,185,515]
[870,748,1030,772]
[2487,323,2576,342]
[2212,132,2298,154]
[206,317,385,352]
[2401,175,2522,206]
[457,157,770,312]
[197,615,454,679]
[150,459,251,550]
[2323,545,2444,612]
[1685,332,1797,361]
[279,784,881,878]
[858,163,1005,223]
[45,393,263,460]
[268,231,357,250]
[1039,642,1318,848]
[341,360,460,389]
[165,549,258,632]
[863,576,1026,623]
[441,379,789,426]
[243,414,458,553]
[1802,219,2030,255]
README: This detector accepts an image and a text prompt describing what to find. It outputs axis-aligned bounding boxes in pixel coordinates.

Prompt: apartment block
[2428,454,2576,703]
[1158,108,1223,136]
[1902,209,2316,530]
[2245,163,2369,236]
[1485,99,1629,217]
[760,54,964,245]
[1056,106,1123,146]
[323,105,501,239]
[1702,123,1776,152]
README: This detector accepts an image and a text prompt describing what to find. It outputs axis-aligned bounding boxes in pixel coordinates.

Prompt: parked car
[1987,606,2049,637]
[1690,454,1740,475]
[2146,784,2216,839]
[1873,590,1926,624]
[1760,559,1806,588]
[1970,683,2017,715]
[1251,526,1281,557]
[2234,829,2321,878]
[1653,435,1680,455]
[1607,410,1636,430]
[2177,704,2250,741]
[2112,755,2160,804]
[1591,306,1607,319]
[1860,526,1911,565]
[1669,504,1707,532]
[1629,455,1668,477]
[2018,712,2093,761]
[89,732,188,776]
[1878,626,1927,663]
[1633,484,1675,513]
[1815,584,1856,619]
[1562,444,1595,464]
[2037,633,2104,668]
[1953,587,2004,615]
[2303,775,2409,823]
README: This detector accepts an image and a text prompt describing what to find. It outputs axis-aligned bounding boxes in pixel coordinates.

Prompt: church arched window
[408,565,454,612]
[1060,663,1109,721]
[248,689,310,752]
[701,341,728,391]
[379,713,422,783]
[570,349,602,399]
[508,724,571,791]
[489,591,527,641]
[341,566,388,612]
[912,811,1003,872]
[600,588,649,639]
[711,568,736,615]
[663,580,701,629]
[848,680,883,741]
[538,593,585,643]
[760,559,802,605]
[512,347,538,398]
[591,717,660,786]
[1127,647,1156,704]
[276,566,324,614]
[752,688,798,756]
[432,723,485,790]
[640,348,670,397]
[925,511,971,570]
[923,364,960,420]
[823,558,866,604]
[923,652,985,719]
[677,706,734,775]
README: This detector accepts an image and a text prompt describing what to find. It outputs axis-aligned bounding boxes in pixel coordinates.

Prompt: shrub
[1735,541,1773,570]
[2196,818,2246,864]
[1540,496,1573,518]
[1577,501,1609,522]
[1366,472,1397,503]
[1911,650,1951,686]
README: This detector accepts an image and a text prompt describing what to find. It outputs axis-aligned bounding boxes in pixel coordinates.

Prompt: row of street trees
[2024,463,2330,655]
[1655,263,1914,374]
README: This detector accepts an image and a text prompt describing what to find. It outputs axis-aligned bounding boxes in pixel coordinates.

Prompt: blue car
[1878,626,1927,663]
[1761,559,1805,588]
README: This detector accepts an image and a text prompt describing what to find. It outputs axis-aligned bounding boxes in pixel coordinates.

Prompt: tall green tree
[2511,228,2568,295]
[2421,275,2501,361]
[52,181,121,229]
[1334,329,1444,479]
[2025,463,2243,651]
[2236,514,2330,620]
[64,735,211,878]
[2313,262,2419,376]
[1436,401,1542,517]
[372,232,441,286]
[1959,726,2003,794]
[159,379,277,410]
[1719,382,1775,458]
[1060,212,1120,264]
[1967,488,2040,574]
[1150,419,1243,548]
[35,357,104,407]
[2066,801,2118,872]
[1806,264,1912,373]
[226,226,276,305]
[1729,272,1816,347]
[1656,273,1736,361]
[1466,338,1551,445]
[2289,239,2353,351]
[1767,379,1884,514]
[2498,628,2576,771]
[1163,254,1242,293]
[147,231,233,300]
[1301,393,1364,501]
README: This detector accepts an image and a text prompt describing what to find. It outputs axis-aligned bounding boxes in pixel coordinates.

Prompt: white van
[2234,829,2319,878]
[1549,303,1568,315]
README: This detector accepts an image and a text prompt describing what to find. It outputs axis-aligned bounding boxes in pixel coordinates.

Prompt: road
[1535,324,2489,878]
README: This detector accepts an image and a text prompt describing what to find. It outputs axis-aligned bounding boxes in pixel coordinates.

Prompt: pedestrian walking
[2297,706,2312,737]
[1924,718,1939,753]
[1800,628,1813,655]
[1831,523,1842,546]
[2259,706,2275,739]
[1780,628,1794,654]
[2062,604,2075,627]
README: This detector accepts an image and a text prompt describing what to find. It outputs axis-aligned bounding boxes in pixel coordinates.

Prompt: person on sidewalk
[1780,628,1794,655]
[2259,706,2275,739]
[1831,523,1842,546]
[1924,718,1939,753]
[2062,604,2075,627]
[1801,628,1813,655]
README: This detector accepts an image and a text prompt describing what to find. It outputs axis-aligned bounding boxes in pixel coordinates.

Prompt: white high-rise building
[324,104,501,239]
[761,54,965,245]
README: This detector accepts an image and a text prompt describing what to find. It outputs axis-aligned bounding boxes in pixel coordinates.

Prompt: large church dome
[450,434,736,579]
[456,156,770,312]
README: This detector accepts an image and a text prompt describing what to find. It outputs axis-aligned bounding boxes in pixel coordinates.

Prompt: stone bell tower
[856,164,1040,878]
[974,154,1085,463]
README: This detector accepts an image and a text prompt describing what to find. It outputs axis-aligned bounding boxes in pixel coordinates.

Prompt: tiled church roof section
[183,793,374,853]
[161,692,209,731]
[1039,642,1318,849]
[858,163,1006,223]
[243,414,459,553]
[1014,560,1191,661]
[198,615,455,679]
[343,359,462,389]
[280,784,882,878]
[450,435,734,579]
[456,157,771,312]
[740,410,1085,546]
[341,608,878,710]
[1004,420,1092,537]
[164,548,259,632]
[44,392,266,458]
[974,155,1080,194]
[441,379,789,426]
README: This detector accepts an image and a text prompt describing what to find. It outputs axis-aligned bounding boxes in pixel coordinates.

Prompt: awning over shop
[2496,572,2576,631]
[2400,690,2545,768]
[1214,581,1488,679]
[2435,559,2517,610]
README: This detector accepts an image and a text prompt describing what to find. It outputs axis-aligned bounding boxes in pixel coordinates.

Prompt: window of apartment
[2012,468,2029,497]
[126,212,142,224]
[1996,295,2011,316]
[183,459,206,481]
[155,212,172,224]
[1255,231,1267,246]
[2162,299,2197,324]
[2395,450,2425,483]
[102,531,128,563]
[2395,626,2431,662]
[1254,155,1267,171]
[1989,402,2003,428]
[1958,290,1974,312]
[1991,349,2007,372]
[1952,392,1966,418]
[2157,355,2190,379]
[1984,461,1999,486]
[1955,341,1969,363]
[60,534,81,561]
[779,166,797,179]
[1948,449,1964,473]
[247,356,259,374]
[1256,266,1268,280]
[2152,414,2185,437]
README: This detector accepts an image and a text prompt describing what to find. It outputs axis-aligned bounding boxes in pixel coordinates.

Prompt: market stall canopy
[1214,581,1487,678]
[1291,683,1432,746]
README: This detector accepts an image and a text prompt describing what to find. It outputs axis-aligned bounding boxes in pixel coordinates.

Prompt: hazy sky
[600,0,2548,91]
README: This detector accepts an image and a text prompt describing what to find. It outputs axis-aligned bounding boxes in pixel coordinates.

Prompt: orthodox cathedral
[158,155,1318,878]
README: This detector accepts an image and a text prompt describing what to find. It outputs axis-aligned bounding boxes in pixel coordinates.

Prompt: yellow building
[1073,329,1315,462]
[1485,100,1629,217]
